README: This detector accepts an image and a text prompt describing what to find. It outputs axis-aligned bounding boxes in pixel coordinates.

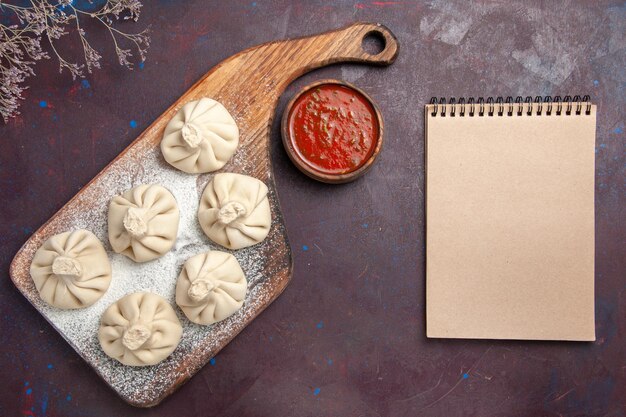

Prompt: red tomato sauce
[287,84,379,175]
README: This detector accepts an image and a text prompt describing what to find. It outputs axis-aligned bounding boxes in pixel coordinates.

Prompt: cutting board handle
[311,22,399,66]
[237,22,400,95]
[275,22,399,84]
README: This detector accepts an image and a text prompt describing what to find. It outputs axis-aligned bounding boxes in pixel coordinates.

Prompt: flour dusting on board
[10,144,291,406]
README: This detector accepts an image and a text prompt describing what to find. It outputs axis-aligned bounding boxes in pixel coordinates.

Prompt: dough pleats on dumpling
[175,251,247,325]
[98,292,182,366]
[198,173,271,250]
[30,229,111,309]
[108,184,179,263]
[160,98,239,174]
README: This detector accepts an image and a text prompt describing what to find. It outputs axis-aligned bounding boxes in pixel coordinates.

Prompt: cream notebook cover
[425,97,596,341]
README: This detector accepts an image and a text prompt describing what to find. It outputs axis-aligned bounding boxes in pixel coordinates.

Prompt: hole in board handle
[361,30,386,56]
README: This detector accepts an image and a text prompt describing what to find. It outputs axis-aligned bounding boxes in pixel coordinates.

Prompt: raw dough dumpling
[176,251,247,325]
[198,173,271,250]
[108,184,179,263]
[98,292,182,366]
[30,229,111,309]
[161,98,239,173]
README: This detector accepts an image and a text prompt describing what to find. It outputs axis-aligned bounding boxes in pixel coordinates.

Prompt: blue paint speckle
[129,119,138,128]
[26,388,32,395]
[209,358,216,366]
[47,363,53,369]
[463,373,469,379]
[66,394,72,401]
[24,381,29,387]
[41,393,48,414]
[313,387,321,396]
[252,1,257,6]
[316,321,324,329]
[593,80,599,86]
[302,245,309,251]
[39,100,47,108]
[138,61,145,69]
[327,358,333,365]
[81,79,90,89]
[599,143,607,148]
[362,223,368,228]
[614,127,623,134]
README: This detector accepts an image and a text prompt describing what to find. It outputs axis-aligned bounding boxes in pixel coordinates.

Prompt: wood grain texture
[9,22,399,407]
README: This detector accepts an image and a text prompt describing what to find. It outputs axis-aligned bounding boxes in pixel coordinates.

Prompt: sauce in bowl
[282,80,382,183]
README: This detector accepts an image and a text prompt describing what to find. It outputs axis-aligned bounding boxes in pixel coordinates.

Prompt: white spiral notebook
[425,96,596,341]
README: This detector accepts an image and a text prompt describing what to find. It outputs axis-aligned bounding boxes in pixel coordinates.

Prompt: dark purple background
[1,1,624,416]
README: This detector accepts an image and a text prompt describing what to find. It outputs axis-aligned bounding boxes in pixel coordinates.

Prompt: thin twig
[0,0,150,122]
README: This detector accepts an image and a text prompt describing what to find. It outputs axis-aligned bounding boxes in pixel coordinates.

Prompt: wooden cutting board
[10,22,399,407]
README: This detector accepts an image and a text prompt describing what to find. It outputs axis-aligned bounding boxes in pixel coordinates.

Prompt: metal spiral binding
[429,95,591,117]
